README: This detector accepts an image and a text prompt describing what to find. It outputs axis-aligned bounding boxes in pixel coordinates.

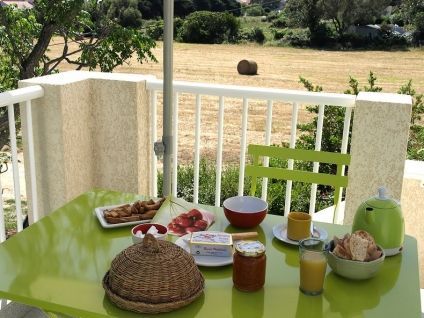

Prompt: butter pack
[189,231,233,257]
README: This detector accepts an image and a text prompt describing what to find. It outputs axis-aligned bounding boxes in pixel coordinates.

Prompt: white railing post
[150,90,158,197]
[238,98,249,196]
[172,93,179,197]
[24,99,39,222]
[284,102,299,215]
[0,175,5,242]
[0,85,43,235]
[7,104,23,232]
[193,94,202,204]
[215,96,225,206]
[309,104,325,214]
[261,100,273,201]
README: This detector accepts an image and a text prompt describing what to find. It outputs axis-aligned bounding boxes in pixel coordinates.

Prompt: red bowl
[223,196,268,228]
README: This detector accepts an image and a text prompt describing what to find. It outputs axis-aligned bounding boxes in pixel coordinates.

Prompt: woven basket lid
[103,234,204,314]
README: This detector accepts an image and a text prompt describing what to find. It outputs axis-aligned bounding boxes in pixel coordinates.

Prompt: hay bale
[237,60,258,75]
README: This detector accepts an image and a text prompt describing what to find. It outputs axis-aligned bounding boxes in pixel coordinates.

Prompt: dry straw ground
[51,41,424,163]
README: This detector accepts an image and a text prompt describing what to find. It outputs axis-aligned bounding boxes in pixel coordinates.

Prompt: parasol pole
[162,0,174,196]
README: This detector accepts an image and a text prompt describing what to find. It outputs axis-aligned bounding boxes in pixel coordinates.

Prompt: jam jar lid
[235,240,265,257]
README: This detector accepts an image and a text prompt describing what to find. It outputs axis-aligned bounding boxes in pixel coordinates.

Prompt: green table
[0,190,420,317]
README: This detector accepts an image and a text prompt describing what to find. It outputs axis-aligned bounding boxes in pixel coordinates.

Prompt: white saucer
[272,223,328,246]
[174,233,233,267]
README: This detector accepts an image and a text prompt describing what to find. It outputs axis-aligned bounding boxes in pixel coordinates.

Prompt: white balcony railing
[0,85,44,242]
[146,79,356,218]
[10,71,410,228]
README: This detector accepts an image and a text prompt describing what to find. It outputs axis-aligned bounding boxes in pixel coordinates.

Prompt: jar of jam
[233,240,266,292]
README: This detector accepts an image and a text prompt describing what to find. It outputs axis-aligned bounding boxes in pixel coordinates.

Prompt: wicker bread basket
[103,234,204,314]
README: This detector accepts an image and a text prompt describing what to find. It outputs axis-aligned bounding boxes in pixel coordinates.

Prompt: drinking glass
[299,238,327,296]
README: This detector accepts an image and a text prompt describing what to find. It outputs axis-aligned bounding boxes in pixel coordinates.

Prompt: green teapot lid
[365,187,399,209]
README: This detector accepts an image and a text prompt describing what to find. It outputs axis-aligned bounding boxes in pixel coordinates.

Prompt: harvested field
[50,40,424,163]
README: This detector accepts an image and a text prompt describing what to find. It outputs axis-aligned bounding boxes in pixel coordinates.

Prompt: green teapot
[352,187,404,256]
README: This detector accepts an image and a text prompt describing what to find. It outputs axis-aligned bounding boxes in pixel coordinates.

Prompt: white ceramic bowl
[131,223,168,244]
[327,240,385,280]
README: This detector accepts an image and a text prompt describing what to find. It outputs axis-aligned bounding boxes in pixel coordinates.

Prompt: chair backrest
[245,144,351,223]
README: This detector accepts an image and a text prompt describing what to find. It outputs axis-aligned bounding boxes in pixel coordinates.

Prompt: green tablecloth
[0,189,420,317]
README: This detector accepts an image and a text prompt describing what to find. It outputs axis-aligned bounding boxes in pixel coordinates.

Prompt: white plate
[94,204,152,229]
[272,223,328,246]
[174,233,233,267]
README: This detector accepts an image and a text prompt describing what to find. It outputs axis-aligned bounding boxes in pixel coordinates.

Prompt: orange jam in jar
[233,240,266,292]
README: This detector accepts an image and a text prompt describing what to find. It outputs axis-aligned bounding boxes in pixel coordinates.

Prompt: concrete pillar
[344,92,412,225]
[19,71,154,220]
[402,160,424,287]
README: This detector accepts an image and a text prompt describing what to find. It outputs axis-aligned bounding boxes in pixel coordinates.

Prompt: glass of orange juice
[299,238,327,296]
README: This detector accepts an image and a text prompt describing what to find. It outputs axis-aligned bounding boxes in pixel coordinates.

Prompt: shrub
[270,15,289,28]
[157,156,335,216]
[145,17,185,41]
[271,28,286,40]
[282,28,310,47]
[145,20,164,40]
[179,11,239,44]
[244,5,265,17]
[157,159,245,206]
[121,7,142,29]
[238,27,266,43]
[398,80,424,161]
[252,27,265,43]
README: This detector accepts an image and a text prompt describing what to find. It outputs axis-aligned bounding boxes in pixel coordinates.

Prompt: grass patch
[239,16,273,42]
[3,198,27,238]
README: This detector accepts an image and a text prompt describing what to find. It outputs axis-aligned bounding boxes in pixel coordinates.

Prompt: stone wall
[19,71,154,220]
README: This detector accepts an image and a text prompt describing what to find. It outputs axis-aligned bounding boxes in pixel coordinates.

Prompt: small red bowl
[131,223,168,243]
[223,196,268,228]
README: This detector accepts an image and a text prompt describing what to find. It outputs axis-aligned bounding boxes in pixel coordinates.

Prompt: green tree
[0,0,156,149]
[283,0,321,32]
[298,71,422,164]
[320,0,389,39]
[401,0,424,41]
[398,80,424,160]
[179,11,240,44]
[250,0,279,11]
[101,0,143,28]
[297,72,382,153]
[137,0,163,19]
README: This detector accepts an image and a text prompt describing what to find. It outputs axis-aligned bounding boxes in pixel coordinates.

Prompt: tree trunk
[20,23,56,80]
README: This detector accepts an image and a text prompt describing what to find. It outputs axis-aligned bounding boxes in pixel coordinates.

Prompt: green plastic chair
[245,144,351,223]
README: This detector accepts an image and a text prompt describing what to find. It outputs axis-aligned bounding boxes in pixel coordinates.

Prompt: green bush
[179,11,239,44]
[145,17,185,41]
[145,20,164,40]
[157,159,246,206]
[398,80,424,161]
[238,27,266,43]
[244,5,265,17]
[121,7,142,28]
[271,28,286,40]
[270,15,289,28]
[282,28,310,47]
[157,156,335,216]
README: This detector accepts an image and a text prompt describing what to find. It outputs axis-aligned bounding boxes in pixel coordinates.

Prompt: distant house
[0,0,33,9]
[348,24,407,39]
[348,24,382,39]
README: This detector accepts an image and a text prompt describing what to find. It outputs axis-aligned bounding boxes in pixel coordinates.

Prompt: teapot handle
[365,207,374,224]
